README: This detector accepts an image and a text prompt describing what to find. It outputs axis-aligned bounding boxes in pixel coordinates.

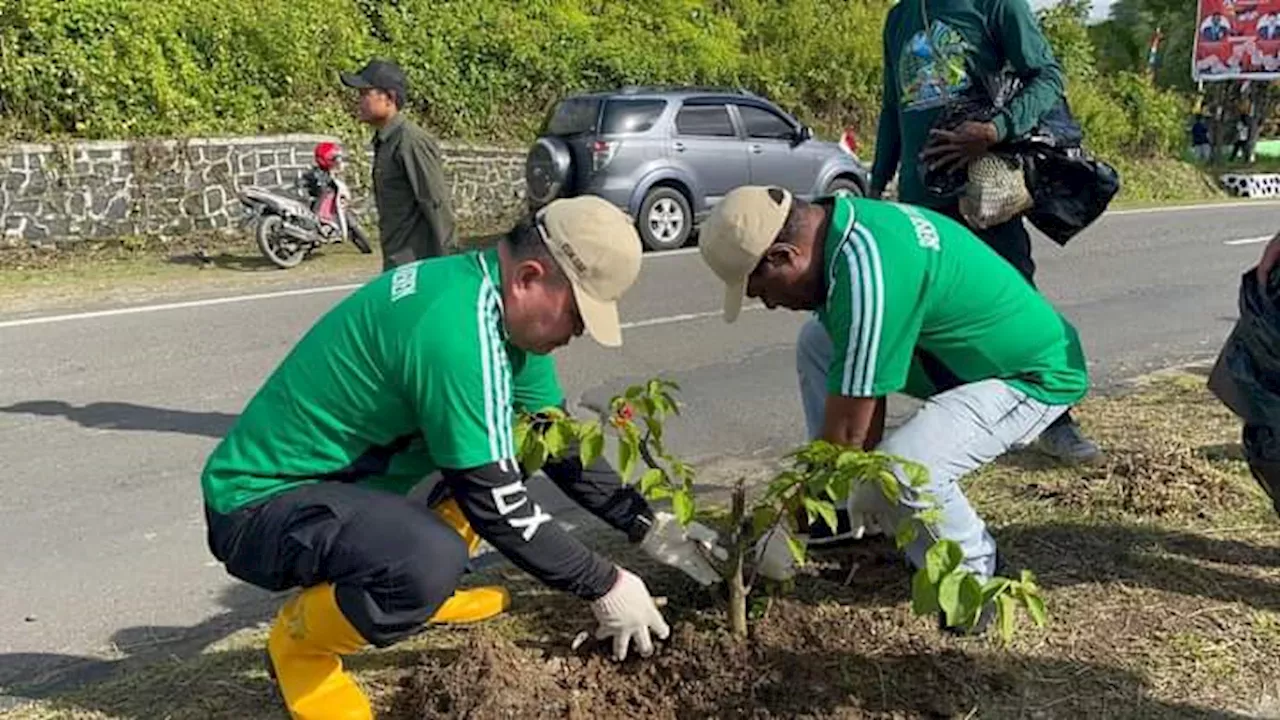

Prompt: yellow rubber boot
[432,496,483,555]
[267,583,373,720]
[430,496,511,625]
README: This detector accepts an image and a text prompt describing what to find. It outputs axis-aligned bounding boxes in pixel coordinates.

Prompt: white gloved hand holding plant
[590,567,671,661]
[639,511,729,586]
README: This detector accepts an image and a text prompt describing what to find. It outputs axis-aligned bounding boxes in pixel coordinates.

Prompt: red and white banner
[1194,0,1280,81]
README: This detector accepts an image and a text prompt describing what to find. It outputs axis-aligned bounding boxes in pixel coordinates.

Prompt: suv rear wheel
[638,186,692,252]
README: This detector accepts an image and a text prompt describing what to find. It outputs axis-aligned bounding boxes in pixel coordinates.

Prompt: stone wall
[0,134,527,247]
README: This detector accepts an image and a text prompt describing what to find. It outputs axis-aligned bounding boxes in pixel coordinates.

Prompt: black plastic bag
[1021,146,1121,246]
[1216,267,1280,515]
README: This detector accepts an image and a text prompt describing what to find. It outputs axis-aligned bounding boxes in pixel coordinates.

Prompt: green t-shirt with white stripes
[817,191,1088,406]
[200,247,564,515]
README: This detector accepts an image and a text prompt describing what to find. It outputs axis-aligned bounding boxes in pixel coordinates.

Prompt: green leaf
[644,416,664,446]
[1024,593,1048,627]
[937,570,964,627]
[751,506,777,538]
[514,421,530,457]
[672,488,695,526]
[647,485,673,501]
[617,438,638,484]
[903,461,929,489]
[876,469,902,506]
[785,533,806,565]
[981,577,1013,605]
[625,385,645,401]
[829,473,852,504]
[958,573,985,629]
[894,517,919,550]
[803,497,838,533]
[660,391,681,415]
[911,567,940,615]
[580,427,604,467]
[544,422,569,458]
[639,468,665,497]
[836,450,861,469]
[923,540,961,583]
[521,437,549,474]
[997,593,1017,645]
[916,507,944,528]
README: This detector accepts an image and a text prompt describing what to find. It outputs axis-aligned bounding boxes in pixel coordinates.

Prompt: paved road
[0,201,1276,695]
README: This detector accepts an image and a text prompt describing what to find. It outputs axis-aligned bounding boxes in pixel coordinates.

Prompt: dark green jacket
[372,114,456,269]
[870,0,1065,206]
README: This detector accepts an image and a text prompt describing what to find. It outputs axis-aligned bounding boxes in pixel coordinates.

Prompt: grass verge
[2,370,1278,718]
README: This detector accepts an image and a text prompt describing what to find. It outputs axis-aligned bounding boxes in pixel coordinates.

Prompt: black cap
[340,59,407,99]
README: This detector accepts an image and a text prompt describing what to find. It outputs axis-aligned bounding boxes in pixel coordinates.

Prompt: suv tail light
[591,140,619,172]
[839,128,859,156]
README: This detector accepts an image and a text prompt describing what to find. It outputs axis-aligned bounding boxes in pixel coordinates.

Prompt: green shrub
[0,0,1190,173]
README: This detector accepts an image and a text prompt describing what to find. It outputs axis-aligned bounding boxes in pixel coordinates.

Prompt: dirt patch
[396,604,982,720]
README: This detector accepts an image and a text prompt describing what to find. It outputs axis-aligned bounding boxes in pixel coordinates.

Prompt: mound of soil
[394,599,1013,720]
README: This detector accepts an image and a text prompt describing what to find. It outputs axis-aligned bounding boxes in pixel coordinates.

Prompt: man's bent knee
[334,511,470,647]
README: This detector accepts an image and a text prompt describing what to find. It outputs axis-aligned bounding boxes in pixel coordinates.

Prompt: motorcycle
[237,141,373,269]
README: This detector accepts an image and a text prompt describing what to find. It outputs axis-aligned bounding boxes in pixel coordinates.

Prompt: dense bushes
[0,0,1186,167]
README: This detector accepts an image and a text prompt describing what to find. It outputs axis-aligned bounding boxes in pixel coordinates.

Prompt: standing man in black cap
[342,59,456,270]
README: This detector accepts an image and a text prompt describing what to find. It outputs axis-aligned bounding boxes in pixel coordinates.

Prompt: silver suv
[525,86,870,251]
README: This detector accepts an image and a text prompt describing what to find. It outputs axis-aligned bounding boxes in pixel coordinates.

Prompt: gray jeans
[796,318,1068,578]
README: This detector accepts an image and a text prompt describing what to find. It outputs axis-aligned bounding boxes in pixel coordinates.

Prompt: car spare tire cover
[526,137,573,208]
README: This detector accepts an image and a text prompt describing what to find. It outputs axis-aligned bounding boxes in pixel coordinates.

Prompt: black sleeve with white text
[441,459,618,601]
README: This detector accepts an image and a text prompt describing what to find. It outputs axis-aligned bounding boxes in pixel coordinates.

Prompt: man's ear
[763,243,799,268]
[512,258,559,292]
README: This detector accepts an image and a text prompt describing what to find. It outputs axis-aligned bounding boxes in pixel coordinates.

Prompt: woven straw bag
[959,153,1033,229]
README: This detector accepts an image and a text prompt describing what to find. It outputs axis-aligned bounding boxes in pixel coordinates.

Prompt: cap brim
[722,279,746,323]
[572,282,623,347]
[340,71,373,89]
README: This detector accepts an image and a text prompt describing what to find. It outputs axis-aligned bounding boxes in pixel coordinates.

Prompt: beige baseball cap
[698,186,793,322]
[538,195,642,347]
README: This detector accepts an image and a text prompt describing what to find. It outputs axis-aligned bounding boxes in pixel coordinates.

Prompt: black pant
[937,206,1074,431]
[206,482,469,648]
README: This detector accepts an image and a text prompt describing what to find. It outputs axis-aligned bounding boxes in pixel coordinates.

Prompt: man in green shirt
[870,0,1100,464]
[698,186,1089,633]
[342,59,456,269]
[203,196,722,719]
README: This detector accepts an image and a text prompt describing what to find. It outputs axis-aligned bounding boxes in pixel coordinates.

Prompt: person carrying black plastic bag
[868,0,1109,469]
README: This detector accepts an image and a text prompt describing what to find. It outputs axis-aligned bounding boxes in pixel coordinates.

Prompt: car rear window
[544,97,602,135]
[600,99,667,134]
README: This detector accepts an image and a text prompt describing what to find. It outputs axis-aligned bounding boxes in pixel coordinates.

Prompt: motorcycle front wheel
[346,212,373,254]
[256,215,307,269]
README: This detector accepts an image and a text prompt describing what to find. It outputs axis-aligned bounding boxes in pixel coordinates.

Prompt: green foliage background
[0,0,1191,174]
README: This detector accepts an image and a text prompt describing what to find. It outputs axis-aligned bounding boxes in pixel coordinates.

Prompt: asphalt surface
[1,200,1277,695]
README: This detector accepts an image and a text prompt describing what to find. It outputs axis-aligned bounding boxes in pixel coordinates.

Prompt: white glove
[590,567,671,661]
[754,525,807,582]
[639,511,728,586]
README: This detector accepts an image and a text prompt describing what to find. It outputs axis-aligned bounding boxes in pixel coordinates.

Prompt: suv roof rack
[614,84,758,97]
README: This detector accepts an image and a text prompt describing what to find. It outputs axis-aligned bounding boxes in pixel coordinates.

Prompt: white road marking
[1110,199,1280,216]
[0,284,362,330]
[621,305,762,330]
[3,198,1277,331]
[0,282,759,332]
[1224,235,1274,246]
